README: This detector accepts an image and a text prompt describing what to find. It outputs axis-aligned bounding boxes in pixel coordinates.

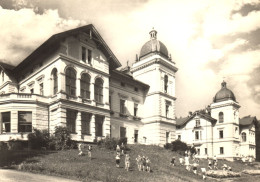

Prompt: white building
[0,24,258,159]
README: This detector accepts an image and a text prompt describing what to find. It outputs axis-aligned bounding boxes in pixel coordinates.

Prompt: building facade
[0,24,258,159]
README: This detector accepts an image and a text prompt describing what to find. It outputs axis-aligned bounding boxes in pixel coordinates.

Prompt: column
[103,116,110,137]
[11,111,18,133]
[76,111,82,140]
[90,114,96,141]
[90,82,95,102]
[76,78,81,98]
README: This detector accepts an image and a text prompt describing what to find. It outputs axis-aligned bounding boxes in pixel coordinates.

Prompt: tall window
[219,112,224,123]
[39,83,44,95]
[120,99,126,114]
[120,127,126,138]
[242,132,247,142]
[205,148,208,155]
[30,88,34,94]
[52,69,58,95]
[66,109,77,133]
[82,47,86,62]
[197,148,200,155]
[81,112,91,135]
[195,131,199,140]
[166,104,169,118]
[134,103,138,116]
[220,147,224,154]
[219,130,224,139]
[88,49,92,64]
[164,75,168,93]
[80,74,90,99]
[166,132,170,143]
[66,68,76,96]
[95,115,103,137]
[18,111,32,132]
[94,78,103,103]
[2,112,10,133]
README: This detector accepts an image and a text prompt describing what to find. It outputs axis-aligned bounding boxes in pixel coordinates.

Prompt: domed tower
[131,29,178,146]
[210,81,240,160]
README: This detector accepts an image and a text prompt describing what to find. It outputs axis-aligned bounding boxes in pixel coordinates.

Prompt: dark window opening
[80,74,90,99]
[66,109,77,133]
[94,78,103,103]
[66,68,76,96]
[2,112,10,133]
[82,47,86,62]
[81,112,91,135]
[18,111,32,132]
[88,49,92,64]
[95,115,103,137]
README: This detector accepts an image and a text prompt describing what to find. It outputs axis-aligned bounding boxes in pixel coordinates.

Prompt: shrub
[0,141,8,151]
[97,137,127,150]
[164,140,196,156]
[53,126,73,150]
[7,140,24,150]
[28,128,50,150]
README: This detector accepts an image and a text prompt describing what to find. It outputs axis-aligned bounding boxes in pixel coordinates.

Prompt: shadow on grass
[0,149,57,168]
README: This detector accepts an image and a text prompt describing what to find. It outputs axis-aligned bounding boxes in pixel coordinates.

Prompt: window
[219,112,224,123]
[164,75,168,93]
[30,88,34,94]
[219,130,223,139]
[18,111,32,132]
[134,87,138,92]
[39,83,43,95]
[52,69,58,95]
[220,147,224,154]
[205,148,208,155]
[166,104,169,118]
[81,112,91,135]
[2,112,10,133]
[88,49,92,64]
[95,115,103,137]
[134,103,138,116]
[94,78,103,103]
[120,99,126,114]
[166,132,170,143]
[195,131,199,140]
[80,73,90,99]
[242,132,246,142]
[65,68,76,96]
[66,110,77,133]
[195,119,200,127]
[120,127,126,138]
[82,47,86,62]
[134,130,138,143]
[197,148,200,155]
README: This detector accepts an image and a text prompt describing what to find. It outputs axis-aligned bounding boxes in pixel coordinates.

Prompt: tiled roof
[239,116,258,126]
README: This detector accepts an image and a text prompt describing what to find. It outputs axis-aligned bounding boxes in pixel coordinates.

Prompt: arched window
[80,73,90,99]
[242,132,246,142]
[219,112,224,123]
[164,75,168,93]
[52,69,58,95]
[65,67,76,96]
[94,78,103,103]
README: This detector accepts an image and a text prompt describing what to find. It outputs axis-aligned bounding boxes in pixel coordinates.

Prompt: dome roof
[139,29,168,59]
[213,81,236,103]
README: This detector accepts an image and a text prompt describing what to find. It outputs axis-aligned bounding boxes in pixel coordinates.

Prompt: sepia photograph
[0,0,259,181]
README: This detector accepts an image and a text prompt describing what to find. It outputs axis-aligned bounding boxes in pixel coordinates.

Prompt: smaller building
[176,81,258,161]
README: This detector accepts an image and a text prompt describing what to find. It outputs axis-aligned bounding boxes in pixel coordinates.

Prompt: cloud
[0,6,85,65]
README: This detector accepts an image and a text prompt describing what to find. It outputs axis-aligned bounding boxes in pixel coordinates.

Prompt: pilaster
[76,78,81,97]
[11,111,18,133]
[58,72,66,93]
[76,111,82,140]
[90,114,95,140]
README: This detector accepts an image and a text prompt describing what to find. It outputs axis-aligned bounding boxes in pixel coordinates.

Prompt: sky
[0,0,259,118]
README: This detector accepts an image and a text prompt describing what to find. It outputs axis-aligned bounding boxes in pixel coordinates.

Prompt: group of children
[135,155,151,172]
[78,143,92,159]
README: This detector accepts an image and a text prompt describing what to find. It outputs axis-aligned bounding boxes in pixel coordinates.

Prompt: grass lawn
[1,145,260,182]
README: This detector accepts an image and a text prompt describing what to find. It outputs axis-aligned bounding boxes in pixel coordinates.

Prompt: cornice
[147,91,177,100]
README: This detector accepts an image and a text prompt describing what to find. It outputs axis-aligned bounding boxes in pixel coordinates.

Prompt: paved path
[0,169,80,182]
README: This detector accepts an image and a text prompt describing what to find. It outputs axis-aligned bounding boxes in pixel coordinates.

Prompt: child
[221,164,228,171]
[170,157,175,166]
[201,168,206,180]
[116,145,121,154]
[88,145,92,159]
[125,154,130,171]
[146,157,151,172]
[228,166,232,171]
[116,154,120,168]
[136,155,142,171]
[78,143,84,156]
[192,160,199,174]
[179,157,184,165]
[208,158,212,170]
[213,160,218,170]
[213,155,217,166]
[121,143,125,155]
[142,156,146,171]
[184,156,190,171]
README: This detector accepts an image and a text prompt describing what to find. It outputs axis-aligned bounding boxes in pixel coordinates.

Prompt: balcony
[0,93,49,103]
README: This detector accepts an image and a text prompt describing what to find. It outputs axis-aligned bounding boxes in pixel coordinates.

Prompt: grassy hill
[1,144,260,182]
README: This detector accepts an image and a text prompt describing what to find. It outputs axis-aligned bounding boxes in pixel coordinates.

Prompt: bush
[53,126,74,150]
[164,140,196,156]
[0,141,8,151]
[28,129,50,150]
[7,140,24,150]
[97,137,128,150]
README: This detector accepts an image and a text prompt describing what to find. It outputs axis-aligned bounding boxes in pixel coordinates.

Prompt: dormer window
[88,49,92,64]
[82,47,86,63]
[195,119,200,127]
